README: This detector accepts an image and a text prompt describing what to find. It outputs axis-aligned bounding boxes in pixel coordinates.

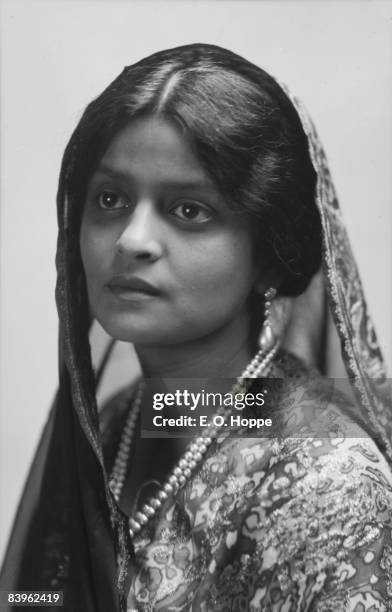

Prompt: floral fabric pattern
[100,354,392,611]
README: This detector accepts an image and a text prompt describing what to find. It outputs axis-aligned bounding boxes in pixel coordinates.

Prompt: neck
[135,309,253,380]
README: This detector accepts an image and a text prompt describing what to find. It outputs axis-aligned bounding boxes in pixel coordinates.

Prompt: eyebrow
[93,163,218,192]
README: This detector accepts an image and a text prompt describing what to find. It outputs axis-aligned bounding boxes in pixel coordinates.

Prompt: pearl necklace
[109,343,278,538]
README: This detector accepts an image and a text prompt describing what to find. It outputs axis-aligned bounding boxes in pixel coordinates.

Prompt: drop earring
[259,287,277,351]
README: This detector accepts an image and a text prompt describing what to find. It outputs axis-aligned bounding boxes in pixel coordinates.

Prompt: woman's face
[80,116,260,347]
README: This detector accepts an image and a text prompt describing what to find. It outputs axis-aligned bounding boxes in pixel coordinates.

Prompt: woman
[1,44,392,611]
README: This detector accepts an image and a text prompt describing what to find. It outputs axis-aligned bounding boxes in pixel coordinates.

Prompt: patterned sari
[111,353,391,610]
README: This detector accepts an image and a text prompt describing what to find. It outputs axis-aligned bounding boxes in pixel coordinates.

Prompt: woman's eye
[97,190,128,210]
[170,201,213,223]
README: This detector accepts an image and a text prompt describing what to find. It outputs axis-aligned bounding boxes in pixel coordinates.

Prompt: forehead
[96,115,214,190]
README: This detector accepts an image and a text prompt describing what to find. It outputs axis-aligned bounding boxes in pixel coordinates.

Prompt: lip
[107,275,161,300]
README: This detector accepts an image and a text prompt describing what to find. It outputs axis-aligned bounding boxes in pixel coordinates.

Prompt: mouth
[107,276,161,301]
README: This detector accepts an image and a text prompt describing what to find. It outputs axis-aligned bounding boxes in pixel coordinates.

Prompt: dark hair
[59,43,321,299]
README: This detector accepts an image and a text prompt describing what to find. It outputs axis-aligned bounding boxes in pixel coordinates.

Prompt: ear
[253,266,283,297]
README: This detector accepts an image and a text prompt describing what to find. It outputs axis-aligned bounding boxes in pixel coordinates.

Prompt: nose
[115,200,163,262]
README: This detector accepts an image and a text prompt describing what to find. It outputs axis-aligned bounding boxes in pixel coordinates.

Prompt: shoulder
[206,353,392,609]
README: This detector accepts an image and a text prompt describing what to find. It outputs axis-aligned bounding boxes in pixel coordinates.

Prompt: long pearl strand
[109,343,278,538]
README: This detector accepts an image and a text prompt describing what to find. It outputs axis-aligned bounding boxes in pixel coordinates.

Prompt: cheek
[174,233,256,308]
[80,223,111,283]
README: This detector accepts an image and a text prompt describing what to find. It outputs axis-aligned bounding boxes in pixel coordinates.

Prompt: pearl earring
[259,287,277,351]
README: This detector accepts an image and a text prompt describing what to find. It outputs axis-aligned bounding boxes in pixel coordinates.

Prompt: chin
[99,322,157,345]
[97,314,215,348]
[97,316,176,346]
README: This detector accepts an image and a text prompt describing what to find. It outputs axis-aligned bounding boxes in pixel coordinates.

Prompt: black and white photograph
[1,1,391,610]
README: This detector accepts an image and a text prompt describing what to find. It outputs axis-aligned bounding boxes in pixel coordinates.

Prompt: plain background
[1,0,391,561]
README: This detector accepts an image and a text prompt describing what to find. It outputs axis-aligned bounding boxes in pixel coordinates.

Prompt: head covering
[1,44,391,611]
[284,87,392,459]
